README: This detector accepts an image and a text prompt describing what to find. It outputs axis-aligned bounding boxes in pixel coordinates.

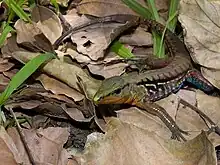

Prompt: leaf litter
[0,0,219,164]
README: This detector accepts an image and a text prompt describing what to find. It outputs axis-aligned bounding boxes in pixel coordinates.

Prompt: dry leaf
[87,62,127,78]
[32,5,63,44]
[77,0,145,17]
[179,0,220,89]
[36,74,84,102]
[119,27,153,46]
[0,126,23,164]
[0,58,14,72]
[73,118,216,165]
[8,127,70,165]
[14,20,53,52]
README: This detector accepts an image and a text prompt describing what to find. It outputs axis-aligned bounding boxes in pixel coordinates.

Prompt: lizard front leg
[105,84,188,141]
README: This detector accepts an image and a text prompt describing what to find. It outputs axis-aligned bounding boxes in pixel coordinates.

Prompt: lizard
[91,15,219,141]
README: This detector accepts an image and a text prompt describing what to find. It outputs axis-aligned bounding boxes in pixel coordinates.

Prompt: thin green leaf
[111,41,134,59]
[168,0,179,31]
[121,0,152,19]
[0,24,13,48]
[0,53,54,106]
[4,0,32,22]
[146,0,159,21]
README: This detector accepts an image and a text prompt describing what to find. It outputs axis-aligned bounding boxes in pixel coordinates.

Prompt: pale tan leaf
[74,118,216,165]
[179,0,220,89]
[119,27,153,46]
[37,74,84,102]
[87,62,127,78]
[32,5,63,44]
[77,0,139,17]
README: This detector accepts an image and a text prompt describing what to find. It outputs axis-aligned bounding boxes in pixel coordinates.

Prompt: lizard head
[93,76,126,103]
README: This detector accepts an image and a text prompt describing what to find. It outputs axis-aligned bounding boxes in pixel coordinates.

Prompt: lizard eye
[114,88,122,95]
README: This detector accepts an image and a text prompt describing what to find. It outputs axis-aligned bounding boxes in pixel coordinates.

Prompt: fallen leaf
[77,0,139,17]
[14,20,53,52]
[87,62,127,78]
[179,0,220,89]
[0,126,23,164]
[73,118,217,165]
[32,5,63,44]
[36,73,84,102]
[0,58,14,72]
[8,127,70,165]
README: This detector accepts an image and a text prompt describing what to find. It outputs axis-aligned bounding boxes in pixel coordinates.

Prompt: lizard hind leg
[179,98,220,136]
[136,100,188,141]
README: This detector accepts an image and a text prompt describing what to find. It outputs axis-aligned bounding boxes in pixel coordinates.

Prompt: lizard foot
[170,126,188,142]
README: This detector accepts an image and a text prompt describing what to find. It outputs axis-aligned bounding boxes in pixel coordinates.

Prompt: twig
[9,108,36,165]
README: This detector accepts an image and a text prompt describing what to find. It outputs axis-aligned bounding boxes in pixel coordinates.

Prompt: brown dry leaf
[77,0,142,16]
[61,105,93,122]
[0,73,10,86]
[36,74,84,102]
[74,118,216,165]
[65,49,92,63]
[119,27,153,46]
[8,127,69,165]
[0,58,14,72]
[14,19,53,52]
[77,0,169,17]
[87,62,127,78]
[70,21,131,61]
[0,126,23,164]
[32,5,62,44]
[158,91,220,144]
[179,0,220,89]
[63,9,132,61]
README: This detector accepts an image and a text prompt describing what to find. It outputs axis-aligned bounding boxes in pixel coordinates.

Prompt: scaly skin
[92,16,215,141]
[93,16,192,102]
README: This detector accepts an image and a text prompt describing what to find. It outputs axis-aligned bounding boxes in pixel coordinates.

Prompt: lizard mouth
[95,95,137,105]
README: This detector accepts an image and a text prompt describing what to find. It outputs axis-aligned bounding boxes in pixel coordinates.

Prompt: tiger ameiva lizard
[91,15,219,141]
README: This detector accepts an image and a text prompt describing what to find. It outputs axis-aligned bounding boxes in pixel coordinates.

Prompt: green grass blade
[111,41,134,59]
[121,0,152,19]
[4,0,32,22]
[0,24,13,48]
[146,0,159,21]
[0,53,54,106]
[168,0,179,31]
